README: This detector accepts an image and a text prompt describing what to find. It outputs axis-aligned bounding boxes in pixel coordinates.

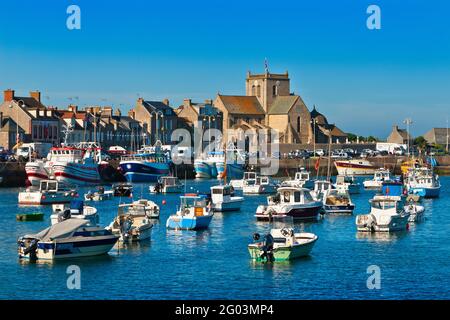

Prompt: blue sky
[1,0,449,138]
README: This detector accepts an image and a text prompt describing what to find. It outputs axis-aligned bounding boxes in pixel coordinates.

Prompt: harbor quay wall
[1,155,449,188]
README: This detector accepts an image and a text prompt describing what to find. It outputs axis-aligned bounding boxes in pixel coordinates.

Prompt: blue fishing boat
[166,194,214,230]
[119,141,171,183]
[406,167,441,198]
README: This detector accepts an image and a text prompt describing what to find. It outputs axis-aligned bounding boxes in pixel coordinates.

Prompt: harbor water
[1,177,450,300]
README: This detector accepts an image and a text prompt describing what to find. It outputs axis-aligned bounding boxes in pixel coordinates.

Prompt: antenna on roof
[264,58,269,73]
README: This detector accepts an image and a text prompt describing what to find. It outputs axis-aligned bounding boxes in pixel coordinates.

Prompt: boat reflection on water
[249,255,313,271]
[114,238,152,254]
[355,230,409,242]
[165,228,213,248]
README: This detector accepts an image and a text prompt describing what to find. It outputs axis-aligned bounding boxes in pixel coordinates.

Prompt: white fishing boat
[243,176,278,195]
[210,185,244,212]
[281,168,314,189]
[355,198,410,232]
[333,175,362,194]
[84,186,114,201]
[50,200,99,226]
[128,199,160,219]
[106,203,154,242]
[323,189,355,214]
[229,172,257,190]
[18,180,78,205]
[166,194,214,230]
[363,169,392,189]
[334,159,376,176]
[248,228,318,262]
[149,176,184,194]
[255,187,323,221]
[18,219,118,260]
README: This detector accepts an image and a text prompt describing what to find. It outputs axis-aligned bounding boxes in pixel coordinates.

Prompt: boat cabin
[118,203,153,217]
[159,176,180,186]
[374,169,391,181]
[39,180,67,192]
[314,180,332,193]
[243,172,257,181]
[271,187,316,205]
[336,175,354,185]
[370,198,403,211]
[211,185,233,203]
[294,171,310,182]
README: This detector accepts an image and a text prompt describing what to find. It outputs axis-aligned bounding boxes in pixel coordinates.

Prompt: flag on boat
[315,157,321,172]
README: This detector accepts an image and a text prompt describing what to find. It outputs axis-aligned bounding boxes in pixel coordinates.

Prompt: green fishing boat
[248,228,318,262]
[16,213,44,222]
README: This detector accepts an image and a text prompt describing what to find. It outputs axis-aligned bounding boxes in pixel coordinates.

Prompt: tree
[414,136,428,153]
[347,133,357,142]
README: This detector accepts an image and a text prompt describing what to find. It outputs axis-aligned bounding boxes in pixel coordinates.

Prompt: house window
[297,116,301,133]
[273,85,277,96]
[251,85,256,96]
[256,85,261,97]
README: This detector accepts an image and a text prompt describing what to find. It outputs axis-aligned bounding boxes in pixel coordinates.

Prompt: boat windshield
[181,196,205,208]
[371,200,397,210]
[303,191,315,203]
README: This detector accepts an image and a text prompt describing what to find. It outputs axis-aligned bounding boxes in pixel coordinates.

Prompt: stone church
[213,69,347,145]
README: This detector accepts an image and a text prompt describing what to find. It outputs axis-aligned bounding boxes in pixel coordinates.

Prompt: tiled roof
[268,95,299,114]
[143,101,176,116]
[217,95,265,115]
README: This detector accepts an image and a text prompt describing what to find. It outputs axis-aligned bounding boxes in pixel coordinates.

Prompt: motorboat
[51,200,99,226]
[311,180,333,202]
[106,203,154,242]
[149,176,184,194]
[113,183,133,197]
[248,228,318,262]
[18,219,118,260]
[243,175,278,195]
[229,171,257,190]
[281,168,314,189]
[84,186,114,201]
[166,194,213,230]
[405,167,441,198]
[334,159,376,176]
[255,187,322,221]
[119,140,171,183]
[333,175,362,194]
[404,200,425,222]
[323,189,355,214]
[355,198,410,232]
[18,180,78,205]
[127,199,160,219]
[210,185,244,212]
[363,169,392,190]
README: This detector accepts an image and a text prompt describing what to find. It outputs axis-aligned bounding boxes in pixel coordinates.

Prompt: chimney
[128,109,135,119]
[183,99,191,107]
[115,108,122,117]
[68,104,78,113]
[30,90,41,103]
[4,89,15,102]
[163,98,170,106]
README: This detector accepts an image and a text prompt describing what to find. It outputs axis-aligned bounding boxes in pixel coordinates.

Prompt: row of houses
[0,69,351,151]
[386,125,449,150]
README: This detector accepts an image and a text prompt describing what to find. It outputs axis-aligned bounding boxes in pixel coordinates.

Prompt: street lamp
[9,99,26,147]
[403,118,413,156]
[310,118,317,157]
[203,115,215,144]
[149,110,164,143]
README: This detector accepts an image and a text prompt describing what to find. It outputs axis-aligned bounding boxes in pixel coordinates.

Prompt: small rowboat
[16,213,44,222]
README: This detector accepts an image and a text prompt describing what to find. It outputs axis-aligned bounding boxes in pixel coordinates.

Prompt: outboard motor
[58,209,71,222]
[23,239,38,261]
[260,233,274,262]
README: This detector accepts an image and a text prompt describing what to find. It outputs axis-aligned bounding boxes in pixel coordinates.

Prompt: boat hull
[19,236,118,260]
[216,162,244,180]
[213,198,244,212]
[166,214,213,230]
[323,204,355,214]
[256,204,322,221]
[409,186,440,198]
[119,161,170,183]
[248,238,317,261]
[18,191,78,205]
[25,162,49,186]
[356,214,410,232]
[194,160,217,179]
[335,161,376,176]
[53,162,100,186]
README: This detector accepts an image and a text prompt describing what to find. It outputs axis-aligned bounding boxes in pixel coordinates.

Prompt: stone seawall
[1,155,449,187]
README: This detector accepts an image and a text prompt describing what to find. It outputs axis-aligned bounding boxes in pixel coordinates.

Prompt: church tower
[245,68,290,113]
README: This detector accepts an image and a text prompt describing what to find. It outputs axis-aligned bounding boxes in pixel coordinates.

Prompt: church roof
[217,95,265,115]
[310,105,328,125]
[267,96,299,114]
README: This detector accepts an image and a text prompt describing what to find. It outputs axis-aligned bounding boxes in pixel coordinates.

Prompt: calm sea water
[1,177,450,300]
